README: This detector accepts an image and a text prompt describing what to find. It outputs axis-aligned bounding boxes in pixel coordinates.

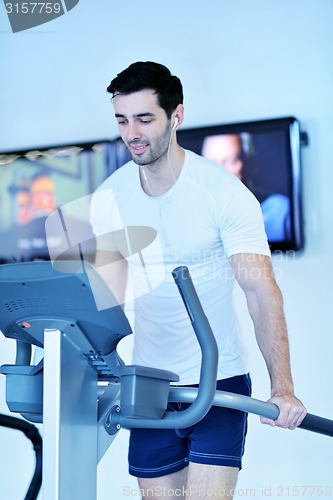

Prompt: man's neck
[140,145,185,197]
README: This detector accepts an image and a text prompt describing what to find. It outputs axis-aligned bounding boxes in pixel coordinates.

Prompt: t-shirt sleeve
[217,180,271,258]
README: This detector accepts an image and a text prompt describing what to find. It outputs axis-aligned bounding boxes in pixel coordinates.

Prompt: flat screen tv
[0,140,115,263]
[177,116,304,253]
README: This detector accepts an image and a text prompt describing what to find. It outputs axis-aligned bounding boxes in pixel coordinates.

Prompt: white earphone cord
[141,118,178,196]
[167,118,177,183]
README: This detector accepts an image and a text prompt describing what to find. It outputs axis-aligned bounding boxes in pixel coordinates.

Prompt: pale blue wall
[1,1,333,498]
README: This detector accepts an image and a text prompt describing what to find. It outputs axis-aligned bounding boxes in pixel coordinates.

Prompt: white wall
[1,0,333,498]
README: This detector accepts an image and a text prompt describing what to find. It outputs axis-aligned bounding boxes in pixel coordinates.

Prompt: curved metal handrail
[169,387,333,437]
[109,266,219,430]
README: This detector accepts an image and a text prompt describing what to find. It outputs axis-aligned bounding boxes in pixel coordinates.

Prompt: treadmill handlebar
[110,266,333,437]
[168,387,333,438]
[109,266,219,429]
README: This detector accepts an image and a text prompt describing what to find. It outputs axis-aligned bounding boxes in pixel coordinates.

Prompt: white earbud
[172,117,178,131]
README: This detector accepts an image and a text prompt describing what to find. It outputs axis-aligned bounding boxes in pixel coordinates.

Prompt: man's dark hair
[107,61,183,119]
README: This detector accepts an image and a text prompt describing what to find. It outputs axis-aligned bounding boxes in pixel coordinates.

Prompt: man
[90,62,306,499]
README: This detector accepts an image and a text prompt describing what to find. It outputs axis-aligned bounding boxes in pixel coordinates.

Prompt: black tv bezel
[177,116,304,253]
[0,138,114,166]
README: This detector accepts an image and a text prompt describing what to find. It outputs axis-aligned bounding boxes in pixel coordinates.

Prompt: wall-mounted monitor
[177,116,304,253]
[0,140,115,263]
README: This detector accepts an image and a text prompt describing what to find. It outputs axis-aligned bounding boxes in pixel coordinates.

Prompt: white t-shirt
[90,150,270,384]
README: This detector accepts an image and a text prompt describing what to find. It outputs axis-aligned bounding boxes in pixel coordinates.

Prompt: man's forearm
[246,283,295,396]
[230,253,307,428]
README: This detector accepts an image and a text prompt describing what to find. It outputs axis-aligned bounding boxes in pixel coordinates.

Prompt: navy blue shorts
[128,374,251,478]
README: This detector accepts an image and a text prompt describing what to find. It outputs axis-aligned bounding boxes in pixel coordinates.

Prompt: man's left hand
[260,395,307,430]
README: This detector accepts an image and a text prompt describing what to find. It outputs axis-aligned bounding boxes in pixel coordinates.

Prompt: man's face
[113,89,172,167]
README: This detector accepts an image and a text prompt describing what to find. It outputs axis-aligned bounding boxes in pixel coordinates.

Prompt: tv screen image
[0,141,114,263]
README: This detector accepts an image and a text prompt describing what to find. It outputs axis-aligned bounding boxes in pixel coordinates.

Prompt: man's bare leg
[185,463,239,498]
[137,464,238,499]
[138,468,189,499]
